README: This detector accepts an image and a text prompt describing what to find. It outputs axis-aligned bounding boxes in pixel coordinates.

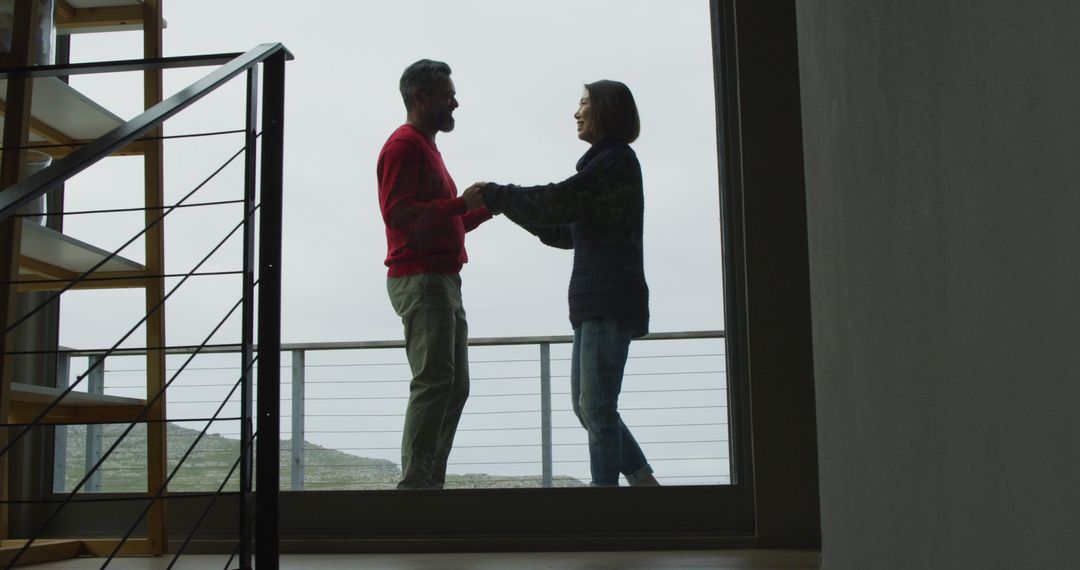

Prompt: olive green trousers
[387,273,470,489]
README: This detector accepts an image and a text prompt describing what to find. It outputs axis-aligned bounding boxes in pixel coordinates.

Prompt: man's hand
[462,182,487,210]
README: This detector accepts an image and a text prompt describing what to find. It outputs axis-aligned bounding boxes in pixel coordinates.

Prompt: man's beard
[437,113,455,133]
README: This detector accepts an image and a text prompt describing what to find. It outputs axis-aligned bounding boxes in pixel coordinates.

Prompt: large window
[55,0,733,494]
[37,0,761,546]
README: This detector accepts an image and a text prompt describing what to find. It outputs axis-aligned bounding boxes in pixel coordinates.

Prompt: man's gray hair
[399,59,452,110]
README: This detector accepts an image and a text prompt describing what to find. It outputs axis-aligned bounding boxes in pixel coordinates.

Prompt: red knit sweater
[377,124,491,277]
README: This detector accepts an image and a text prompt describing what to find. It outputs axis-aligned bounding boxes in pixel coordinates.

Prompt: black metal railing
[0,44,289,569]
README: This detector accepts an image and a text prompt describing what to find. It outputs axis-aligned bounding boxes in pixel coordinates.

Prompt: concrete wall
[796,2,1080,568]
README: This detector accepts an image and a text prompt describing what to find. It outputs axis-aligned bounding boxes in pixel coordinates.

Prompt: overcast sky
[57,0,724,347]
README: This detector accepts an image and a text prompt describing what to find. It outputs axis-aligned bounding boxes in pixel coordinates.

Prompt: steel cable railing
[0,44,289,569]
[6,285,249,566]
[0,144,252,461]
[103,355,257,565]
[3,159,258,565]
[69,335,730,492]
[172,429,258,570]
[0,141,251,341]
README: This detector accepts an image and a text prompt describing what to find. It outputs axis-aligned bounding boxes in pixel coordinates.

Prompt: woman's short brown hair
[585,80,640,144]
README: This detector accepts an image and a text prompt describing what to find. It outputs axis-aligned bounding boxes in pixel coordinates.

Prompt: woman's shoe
[630,474,660,487]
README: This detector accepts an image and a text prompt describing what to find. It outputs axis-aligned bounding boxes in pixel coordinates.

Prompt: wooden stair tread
[10,382,145,407]
[7,383,148,425]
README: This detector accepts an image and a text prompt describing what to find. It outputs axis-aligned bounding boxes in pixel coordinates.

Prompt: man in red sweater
[377,59,492,489]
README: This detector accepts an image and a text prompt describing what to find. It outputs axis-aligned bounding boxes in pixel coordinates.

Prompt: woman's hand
[462,182,487,210]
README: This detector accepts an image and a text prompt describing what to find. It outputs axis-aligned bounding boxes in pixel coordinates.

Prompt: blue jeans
[571,318,653,486]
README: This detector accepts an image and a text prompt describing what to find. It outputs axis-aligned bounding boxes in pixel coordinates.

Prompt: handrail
[56,330,728,357]
[0,43,290,568]
[0,42,293,220]
[0,52,273,80]
[53,330,730,494]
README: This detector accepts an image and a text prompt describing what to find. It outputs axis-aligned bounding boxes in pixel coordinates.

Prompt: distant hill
[59,423,584,492]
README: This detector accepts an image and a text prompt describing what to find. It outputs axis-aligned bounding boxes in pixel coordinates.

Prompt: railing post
[255,48,286,570]
[238,64,259,570]
[291,350,305,491]
[85,354,105,493]
[540,343,553,488]
[52,353,71,493]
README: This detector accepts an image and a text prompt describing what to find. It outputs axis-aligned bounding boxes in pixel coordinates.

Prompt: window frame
[40,0,821,551]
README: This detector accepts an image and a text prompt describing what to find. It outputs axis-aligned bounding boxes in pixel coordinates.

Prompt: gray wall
[796,2,1080,569]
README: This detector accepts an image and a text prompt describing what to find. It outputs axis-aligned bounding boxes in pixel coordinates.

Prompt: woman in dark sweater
[462,80,657,487]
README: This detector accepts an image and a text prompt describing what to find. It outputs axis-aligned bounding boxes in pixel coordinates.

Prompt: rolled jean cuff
[624,464,654,486]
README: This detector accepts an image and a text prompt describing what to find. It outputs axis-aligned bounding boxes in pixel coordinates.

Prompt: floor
[26,550,820,569]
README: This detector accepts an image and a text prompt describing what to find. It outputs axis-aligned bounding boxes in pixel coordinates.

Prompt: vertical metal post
[238,64,259,570]
[51,353,70,493]
[540,343,553,488]
[255,49,286,570]
[290,350,304,491]
[85,355,105,493]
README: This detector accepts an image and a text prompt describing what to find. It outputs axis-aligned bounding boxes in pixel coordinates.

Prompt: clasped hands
[462,182,487,211]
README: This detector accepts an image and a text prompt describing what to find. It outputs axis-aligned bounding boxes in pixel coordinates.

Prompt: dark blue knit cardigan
[480,139,650,337]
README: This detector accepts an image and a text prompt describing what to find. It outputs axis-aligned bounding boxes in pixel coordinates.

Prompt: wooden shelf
[0,76,125,154]
[0,539,152,567]
[57,0,163,35]
[18,219,148,291]
[0,540,82,567]
[7,382,147,425]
